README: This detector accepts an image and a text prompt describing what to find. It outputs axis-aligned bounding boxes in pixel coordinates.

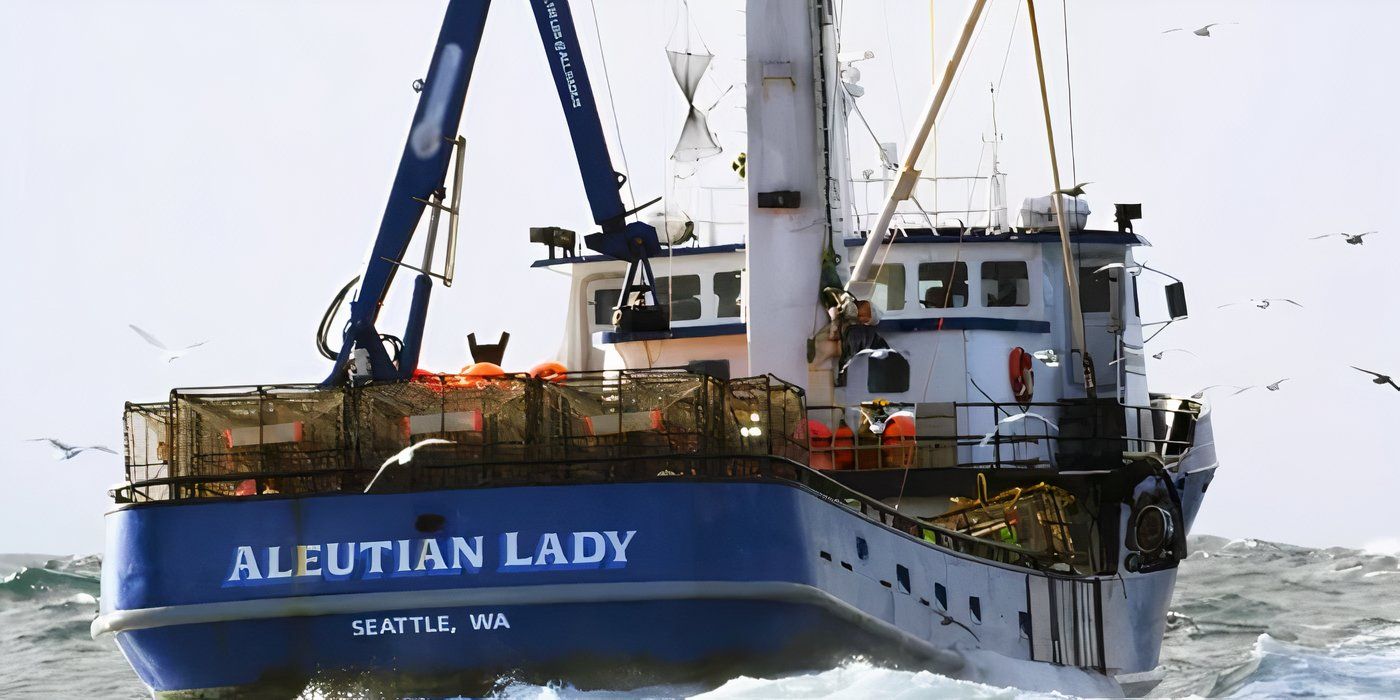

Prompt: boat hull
[98,480,1170,696]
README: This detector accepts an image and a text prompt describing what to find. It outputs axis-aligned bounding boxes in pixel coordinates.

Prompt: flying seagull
[1163,23,1237,37]
[1265,378,1290,392]
[1053,182,1092,198]
[979,412,1059,447]
[27,438,117,461]
[1092,262,1145,277]
[129,324,207,363]
[1217,298,1303,310]
[1309,231,1378,245]
[1151,348,1198,360]
[1351,366,1400,391]
[364,439,455,493]
[1191,385,1254,399]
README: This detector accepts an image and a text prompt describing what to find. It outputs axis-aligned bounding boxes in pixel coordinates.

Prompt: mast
[845,0,989,300]
[743,0,827,391]
[1026,0,1096,396]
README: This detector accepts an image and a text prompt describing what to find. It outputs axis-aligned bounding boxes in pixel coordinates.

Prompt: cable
[316,275,360,360]
[586,0,637,212]
[1061,0,1077,186]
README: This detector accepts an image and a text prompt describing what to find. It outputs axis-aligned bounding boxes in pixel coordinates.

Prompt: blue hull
[99,480,1170,695]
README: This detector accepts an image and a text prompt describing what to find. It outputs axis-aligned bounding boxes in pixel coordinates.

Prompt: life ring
[1008,347,1034,404]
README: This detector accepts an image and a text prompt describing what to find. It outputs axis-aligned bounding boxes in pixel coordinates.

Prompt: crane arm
[325,0,657,385]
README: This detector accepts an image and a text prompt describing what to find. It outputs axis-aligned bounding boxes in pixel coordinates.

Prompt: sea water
[3,535,1398,698]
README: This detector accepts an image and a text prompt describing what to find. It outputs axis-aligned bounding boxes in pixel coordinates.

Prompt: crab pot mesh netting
[122,402,172,502]
[355,375,538,491]
[122,371,808,500]
[170,385,349,498]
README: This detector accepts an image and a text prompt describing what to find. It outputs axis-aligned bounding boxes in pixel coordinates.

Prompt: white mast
[743,0,827,391]
[845,0,990,300]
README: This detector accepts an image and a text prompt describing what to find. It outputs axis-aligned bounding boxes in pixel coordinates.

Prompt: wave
[5,538,1400,698]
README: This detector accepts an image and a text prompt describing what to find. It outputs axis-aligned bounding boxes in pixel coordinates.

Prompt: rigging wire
[586,0,638,212]
[995,0,1022,92]
[1061,0,1077,185]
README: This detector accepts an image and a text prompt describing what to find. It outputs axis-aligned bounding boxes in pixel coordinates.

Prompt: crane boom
[326,0,658,384]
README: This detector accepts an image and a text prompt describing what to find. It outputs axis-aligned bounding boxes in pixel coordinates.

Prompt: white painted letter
[534,532,567,565]
[227,546,262,582]
[502,532,533,567]
[395,540,413,573]
[604,530,637,563]
[326,543,355,577]
[572,532,606,564]
[450,536,483,570]
[360,541,393,574]
[267,546,294,578]
[417,538,447,571]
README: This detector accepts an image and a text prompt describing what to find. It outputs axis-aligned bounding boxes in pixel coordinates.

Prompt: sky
[1,0,1397,554]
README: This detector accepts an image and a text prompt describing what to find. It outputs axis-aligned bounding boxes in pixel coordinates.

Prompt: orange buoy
[832,421,855,470]
[881,413,917,468]
[410,368,447,392]
[529,361,569,382]
[800,419,834,470]
[450,361,506,389]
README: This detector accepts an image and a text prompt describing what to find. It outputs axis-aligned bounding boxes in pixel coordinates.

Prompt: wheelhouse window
[918,262,968,308]
[873,264,906,312]
[655,275,702,321]
[981,261,1029,307]
[1080,266,1112,313]
[714,271,742,318]
[592,287,621,326]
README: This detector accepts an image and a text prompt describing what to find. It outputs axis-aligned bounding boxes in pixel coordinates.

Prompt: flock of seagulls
[1158,227,1392,400]
[22,323,210,462]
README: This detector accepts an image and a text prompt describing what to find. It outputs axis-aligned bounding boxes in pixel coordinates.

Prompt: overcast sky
[2,0,1396,554]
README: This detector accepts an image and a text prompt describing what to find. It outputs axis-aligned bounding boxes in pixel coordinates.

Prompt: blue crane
[323,0,662,385]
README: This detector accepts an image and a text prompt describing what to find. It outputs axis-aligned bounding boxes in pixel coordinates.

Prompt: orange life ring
[1009,347,1034,404]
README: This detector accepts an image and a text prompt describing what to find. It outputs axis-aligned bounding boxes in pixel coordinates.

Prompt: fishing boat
[96,0,1217,696]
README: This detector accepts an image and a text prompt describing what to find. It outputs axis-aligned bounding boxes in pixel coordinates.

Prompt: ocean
[3,535,1397,699]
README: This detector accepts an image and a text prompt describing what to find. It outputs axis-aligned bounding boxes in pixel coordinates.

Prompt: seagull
[1309,231,1378,245]
[1053,182,1092,198]
[979,412,1059,447]
[364,439,454,493]
[1217,298,1303,310]
[1191,385,1254,399]
[1092,262,1144,276]
[1151,348,1198,360]
[1351,366,1400,391]
[1265,378,1290,392]
[841,347,908,372]
[27,438,117,461]
[129,324,207,363]
[1162,23,1237,37]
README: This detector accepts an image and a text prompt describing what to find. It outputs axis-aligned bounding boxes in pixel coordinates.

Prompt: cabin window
[969,596,983,624]
[714,271,742,318]
[592,288,621,326]
[934,582,948,610]
[874,264,906,312]
[1080,266,1113,313]
[655,275,702,322]
[896,565,911,594]
[918,262,968,308]
[981,261,1029,307]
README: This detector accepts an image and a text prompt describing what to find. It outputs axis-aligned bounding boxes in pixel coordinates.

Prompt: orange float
[529,361,569,382]
[832,421,855,470]
[880,413,917,468]
[800,419,834,470]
